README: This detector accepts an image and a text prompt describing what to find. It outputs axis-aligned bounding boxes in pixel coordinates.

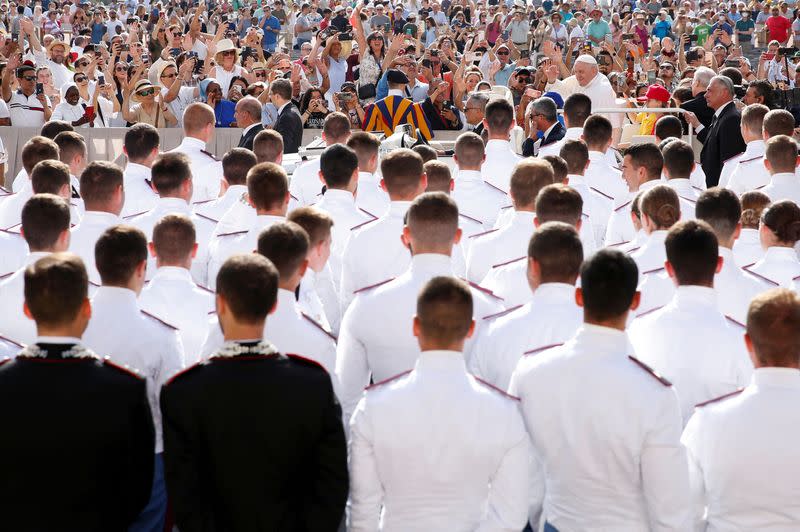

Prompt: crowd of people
[3,0,800,532]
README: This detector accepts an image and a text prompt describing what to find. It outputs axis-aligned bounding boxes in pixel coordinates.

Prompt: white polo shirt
[8,90,49,128]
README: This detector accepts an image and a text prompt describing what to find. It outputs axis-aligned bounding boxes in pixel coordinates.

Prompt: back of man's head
[528,221,583,284]
[347,131,381,170]
[79,161,124,212]
[247,162,289,212]
[323,112,351,144]
[625,142,664,182]
[95,225,148,286]
[582,115,613,151]
[415,276,474,347]
[454,132,485,169]
[580,248,639,322]
[381,148,425,199]
[423,161,452,193]
[216,254,279,325]
[661,139,695,180]
[665,219,719,286]
[253,129,284,163]
[765,134,799,175]
[54,131,86,166]
[559,139,589,175]
[151,152,192,196]
[412,144,438,163]
[287,206,334,247]
[24,253,88,329]
[152,214,196,266]
[124,123,160,162]
[21,194,70,251]
[21,136,59,175]
[222,148,258,186]
[763,109,795,138]
[406,191,459,248]
[747,288,800,368]
[741,103,769,138]
[535,183,583,226]
[695,187,741,245]
[320,143,358,189]
[654,115,683,141]
[40,120,74,140]
[31,160,70,195]
[510,159,555,210]
[183,102,216,137]
[236,96,262,124]
[563,93,591,128]
[256,221,310,282]
[484,98,514,136]
[542,155,569,182]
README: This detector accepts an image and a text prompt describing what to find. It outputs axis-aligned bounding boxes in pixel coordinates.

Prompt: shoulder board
[635,305,664,318]
[123,210,149,220]
[742,264,780,286]
[463,278,504,301]
[196,283,214,294]
[366,369,412,390]
[102,356,144,379]
[0,357,11,368]
[286,353,329,373]
[301,312,337,341]
[469,228,500,239]
[0,270,15,281]
[500,204,513,210]
[483,180,508,195]
[642,266,665,276]
[523,342,564,356]
[0,334,23,347]
[722,152,744,165]
[194,212,219,224]
[353,277,395,294]
[614,200,632,213]
[491,255,526,269]
[216,229,248,238]
[679,195,697,204]
[589,186,614,201]
[290,192,299,202]
[200,149,219,161]
[482,304,523,321]
[628,355,672,386]
[608,240,630,247]
[738,155,763,164]
[3,223,21,233]
[754,184,767,191]
[691,185,705,193]
[0,185,8,194]
[725,315,746,329]
[459,212,483,225]
[474,375,519,401]
[350,217,379,231]
[625,246,641,255]
[164,361,205,386]
[358,207,378,220]
[140,310,179,331]
[192,198,215,205]
[695,388,745,408]
[581,212,590,219]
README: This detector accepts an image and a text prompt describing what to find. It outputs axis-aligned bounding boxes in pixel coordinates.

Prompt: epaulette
[691,185,705,193]
[194,212,219,224]
[679,195,697,204]
[482,304,523,321]
[625,246,641,255]
[491,255,525,269]
[366,369,412,390]
[164,361,205,386]
[0,185,8,194]
[754,184,767,191]
[469,228,500,239]
[301,312,337,341]
[215,229,248,238]
[123,210,149,220]
[695,388,744,408]
[742,264,779,286]
[192,198,215,206]
[102,356,144,379]
[350,217,378,231]
[500,204,513,210]
[641,266,665,276]
[474,375,519,401]
[581,212,590,219]
[614,200,632,212]
[738,155,763,164]
[359,207,378,220]
[459,212,483,225]
[141,310,179,330]
[0,270,15,281]
[635,305,664,318]
[463,278,504,301]
[725,315,746,329]
[3,223,21,234]
[722,152,744,165]
[608,240,630,247]
[483,180,508,195]
[523,343,563,356]
[353,277,395,294]
[200,149,219,161]
[286,353,329,373]
[0,334,23,347]
[628,355,671,386]
[589,186,614,201]
[196,283,214,294]
[0,357,11,368]
[88,279,100,288]
[290,192,299,202]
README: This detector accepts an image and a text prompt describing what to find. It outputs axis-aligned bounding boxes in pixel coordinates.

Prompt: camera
[430,49,439,57]
[779,46,798,56]
[338,91,353,102]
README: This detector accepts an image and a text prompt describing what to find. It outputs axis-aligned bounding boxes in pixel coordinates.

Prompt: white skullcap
[575,54,598,66]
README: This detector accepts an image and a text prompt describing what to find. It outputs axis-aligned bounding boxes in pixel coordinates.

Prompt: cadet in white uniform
[139,215,215,366]
[0,194,70,345]
[480,99,522,193]
[120,124,159,218]
[167,103,223,203]
[346,132,389,217]
[725,107,791,196]
[509,249,691,531]
[583,115,627,203]
[682,288,800,532]
[451,132,507,233]
[0,136,58,230]
[560,139,611,246]
[471,222,583,390]
[629,220,753,424]
[289,113,351,207]
[661,139,699,220]
[336,192,503,422]
[68,162,124,285]
[348,277,529,531]
[192,148,256,224]
[744,200,800,287]
[630,185,681,280]
[81,225,184,532]
[760,134,800,205]
[0,229,27,278]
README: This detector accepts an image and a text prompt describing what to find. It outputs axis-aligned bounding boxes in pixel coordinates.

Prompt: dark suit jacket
[522,121,566,157]
[698,101,747,187]
[680,91,715,129]
[273,103,303,154]
[238,123,264,151]
[161,345,348,532]
[0,343,155,531]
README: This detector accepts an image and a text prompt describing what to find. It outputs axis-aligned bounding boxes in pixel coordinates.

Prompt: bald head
[235,96,262,127]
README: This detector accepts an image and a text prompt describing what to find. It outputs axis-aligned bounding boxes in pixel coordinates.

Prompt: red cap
[637,84,671,103]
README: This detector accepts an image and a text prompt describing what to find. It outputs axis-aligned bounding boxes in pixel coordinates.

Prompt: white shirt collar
[278,101,290,114]
[543,122,558,138]
[714,100,733,118]
[181,136,207,150]
[242,122,260,136]
[36,336,83,345]
[388,89,405,97]
[770,172,796,185]
[151,265,194,283]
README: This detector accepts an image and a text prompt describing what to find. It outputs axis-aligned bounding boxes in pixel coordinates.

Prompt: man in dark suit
[235,96,264,151]
[685,75,747,187]
[0,252,155,531]
[522,96,566,157]
[269,78,303,154]
[680,67,716,130]
[161,253,348,531]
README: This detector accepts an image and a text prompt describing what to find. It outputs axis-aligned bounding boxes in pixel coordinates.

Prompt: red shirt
[766,15,791,43]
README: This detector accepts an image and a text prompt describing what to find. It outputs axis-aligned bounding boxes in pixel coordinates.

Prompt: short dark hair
[484,98,514,134]
[95,225,148,286]
[559,139,589,175]
[21,136,59,175]
[563,93,592,127]
[287,207,334,245]
[380,148,424,197]
[416,276,473,344]
[765,134,799,174]
[654,115,682,141]
[747,80,774,108]
[665,220,719,286]
[269,78,292,100]
[582,115,612,150]
[762,200,800,244]
[346,132,381,168]
[322,112,351,143]
[741,103,769,137]
[423,160,452,193]
[53,131,86,163]
[247,162,289,210]
[151,152,192,195]
[763,109,795,138]
[124,123,160,161]
[641,185,680,230]
[256,222,310,280]
[580,249,639,321]
[21,194,70,250]
[510,160,555,208]
[40,120,74,140]
[535,183,583,226]
[407,192,459,247]
[216,254,279,325]
[454,132,486,167]
[412,144,438,163]
[624,143,664,181]
[718,66,742,85]
[695,187,741,242]
[542,155,568,181]
[528,221,583,283]
[152,214,196,264]
[79,161,123,209]
[662,139,695,179]
[320,144,358,189]
[222,148,258,186]
[24,253,88,327]
[747,288,800,367]
[253,129,284,163]
[31,160,70,194]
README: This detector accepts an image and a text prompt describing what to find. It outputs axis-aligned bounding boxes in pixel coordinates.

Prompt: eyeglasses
[77,61,88,67]
[222,50,236,56]
[75,76,88,82]
[497,51,509,55]
[21,76,36,82]
[254,71,266,77]
[160,72,177,79]
[115,66,128,71]
[137,87,155,96]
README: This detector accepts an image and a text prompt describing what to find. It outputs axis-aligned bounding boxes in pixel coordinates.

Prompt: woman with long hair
[353,3,387,103]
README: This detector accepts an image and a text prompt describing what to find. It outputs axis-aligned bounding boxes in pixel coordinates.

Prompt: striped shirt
[8,90,49,128]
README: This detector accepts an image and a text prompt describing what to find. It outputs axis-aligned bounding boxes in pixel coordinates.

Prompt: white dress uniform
[354,171,389,218]
[566,174,612,246]
[664,178,698,220]
[168,136,223,203]
[299,269,332,331]
[0,229,28,276]
[126,197,216,287]
[470,282,581,390]
[466,210,534,284]
[681,368,800,532]
[724,141,770,196]
[481,139,522,193]
[206,214,284,289]
[509,324,691,531]
[480,257,530,309]
[604,180,659,246]
[689,165,707,192]
[743,246,800,287]
[451,169,507,231]
[716,247,772,324]
[760,172,800,204]
[192,183,248,224]
[733,228,764,267]
[0,179,33,230]
[348,350,530,532]
[717,151,745,189]
[0,334,23,358]
[138,266,215,366]
[210,193,257,237]
[628,286,753,424]
[630,230,669,282]
[288,157,324,207]
[120,162,158,218]
[81,286,185,454]
[0,252,50,345]
[585,150,627,202]
[336,253,504,421]
[68,211,121,285]
[634,268,674,317]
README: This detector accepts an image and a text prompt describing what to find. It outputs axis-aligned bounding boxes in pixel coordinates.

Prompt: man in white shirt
[538,93,589,159]
[661,139,699,219]
[27,20,71,90]
[121,124,160,218]
[193,148,256,223]
[725,106,787,195]
[168,103,224,203]
[480,98,521,193]
[1,60,51,128]
[345,132,389,217]
[289,112,351,207]
[606,143,663,246]
[0,136,59,230]
[581,115,627,202]
[761,134,800,204]
[452,132,507,234]
[559,139,610,246]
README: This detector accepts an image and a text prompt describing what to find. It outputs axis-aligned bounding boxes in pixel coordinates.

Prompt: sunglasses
[115,66,127,71]
[222,50,236,56]
[75,76,88,82]
[497,50,509,55]
[137,87,155,96]
[21,76,36,82]
[254,70,266,77]
[77,61,88,67]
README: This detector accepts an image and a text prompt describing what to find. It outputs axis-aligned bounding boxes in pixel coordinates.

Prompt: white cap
[575,54,598,66]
